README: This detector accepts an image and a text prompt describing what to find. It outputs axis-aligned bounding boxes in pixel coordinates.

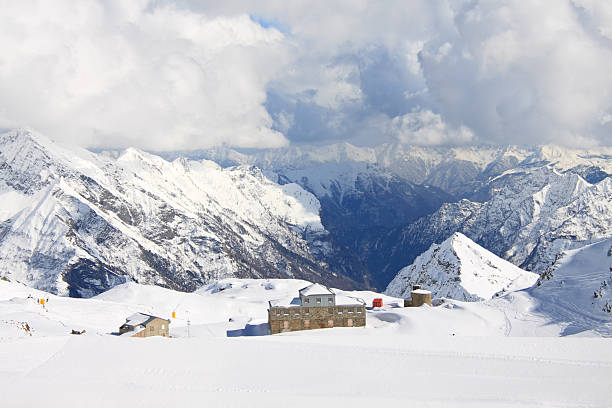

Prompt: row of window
[280,318,355,329]
[303,297,334,304]
[274,307,362,317]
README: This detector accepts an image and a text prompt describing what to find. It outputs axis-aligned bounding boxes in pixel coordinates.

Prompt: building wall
[127,318,170,338]
[268,305,365,334]
[410,292,432,307]
[300,294,335,307]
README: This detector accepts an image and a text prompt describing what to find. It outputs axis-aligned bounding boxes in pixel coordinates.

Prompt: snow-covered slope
[1,277,611,407]
[0,129,352,297]
[385,233,538,301]
[528,237,612,335]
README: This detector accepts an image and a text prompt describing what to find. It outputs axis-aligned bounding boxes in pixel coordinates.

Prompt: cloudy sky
[0,0,611,150]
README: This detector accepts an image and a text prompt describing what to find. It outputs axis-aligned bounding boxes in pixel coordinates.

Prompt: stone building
[119,313,170,338]
[268,283,366,334]
[403,285,432,307]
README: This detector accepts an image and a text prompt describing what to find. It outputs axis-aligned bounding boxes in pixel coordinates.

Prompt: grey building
[299,283,336,307]
[268,283,366,334]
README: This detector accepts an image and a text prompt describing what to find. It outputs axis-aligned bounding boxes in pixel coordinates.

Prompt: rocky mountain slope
[2,127,611,297]
[0,129,353,297]
[168,142,612,289]
[385,233,538,301]
[376,165,612,282]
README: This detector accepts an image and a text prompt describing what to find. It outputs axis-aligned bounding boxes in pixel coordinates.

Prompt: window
[294,309,300,316]
[276,309,280,316]
[304,308,309,315]
[316,297,321,303]
[348,308,353,314]
[357,308,362,314]
[305,298,310,303]
[161,324,165,329]
[328,297,333,303]
[149,326,154,332]
[283,309,289,316]
[338,309,343,315]
[328,308,333,314]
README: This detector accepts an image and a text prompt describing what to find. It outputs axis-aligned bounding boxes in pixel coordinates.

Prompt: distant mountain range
[1,128,611,298]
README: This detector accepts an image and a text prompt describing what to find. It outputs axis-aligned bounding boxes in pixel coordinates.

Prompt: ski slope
[528,237,612,336]
[0,278,611,407]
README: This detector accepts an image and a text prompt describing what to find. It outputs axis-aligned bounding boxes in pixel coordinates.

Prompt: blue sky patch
[249,14,289,34]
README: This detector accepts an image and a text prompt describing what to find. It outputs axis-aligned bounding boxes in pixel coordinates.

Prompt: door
[347,318,353,327]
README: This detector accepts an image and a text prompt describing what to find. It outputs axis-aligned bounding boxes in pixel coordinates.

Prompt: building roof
[269,297,301,308]
[123,312,166,327]
[299,283,334,296]
[411,289,432,295]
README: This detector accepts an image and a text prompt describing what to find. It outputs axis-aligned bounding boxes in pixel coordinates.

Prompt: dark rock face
[564,165,610,184]
[62,259,127,298]
[312,176,454,289]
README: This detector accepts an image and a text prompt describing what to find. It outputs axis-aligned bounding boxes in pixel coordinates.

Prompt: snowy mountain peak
[385,233,539,301]
[0,128,354,297]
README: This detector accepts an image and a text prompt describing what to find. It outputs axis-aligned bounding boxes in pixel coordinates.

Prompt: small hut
[119,313,170,338]
[404,285,432,307]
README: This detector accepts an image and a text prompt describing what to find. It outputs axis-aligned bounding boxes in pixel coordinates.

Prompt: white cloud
[1,0,611,149]
[419,0,612,147]
[390,109,474,146]
[572,0,612,40]
[0,0,289,150]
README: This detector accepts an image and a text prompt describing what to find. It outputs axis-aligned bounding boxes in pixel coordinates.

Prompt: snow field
[2,334,611,407]
[1,278,611,406]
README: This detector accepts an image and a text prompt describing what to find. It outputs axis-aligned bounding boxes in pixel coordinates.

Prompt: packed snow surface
[1,277,610,407]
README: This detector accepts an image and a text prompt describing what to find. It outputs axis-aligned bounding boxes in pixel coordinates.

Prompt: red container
[372,298,383,308]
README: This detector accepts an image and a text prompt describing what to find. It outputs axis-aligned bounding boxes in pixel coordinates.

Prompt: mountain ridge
[0,129,352,297]
[385,232,539,301]
[2,127,612,297]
